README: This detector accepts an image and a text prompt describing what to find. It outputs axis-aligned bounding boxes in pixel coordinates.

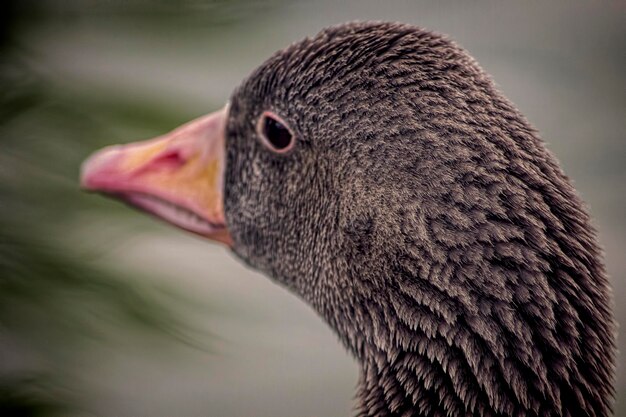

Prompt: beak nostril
[148,150,187,170]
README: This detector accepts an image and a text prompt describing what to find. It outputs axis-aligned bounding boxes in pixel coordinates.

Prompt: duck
[79,21,616,417]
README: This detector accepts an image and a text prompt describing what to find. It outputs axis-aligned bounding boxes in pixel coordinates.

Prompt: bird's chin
[109,191,232,245]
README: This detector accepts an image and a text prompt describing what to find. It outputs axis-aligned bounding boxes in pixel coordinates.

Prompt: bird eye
[258,112,294,153]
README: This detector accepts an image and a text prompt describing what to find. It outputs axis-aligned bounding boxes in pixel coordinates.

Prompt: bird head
[80,22,485,310]
[80,22,461,311]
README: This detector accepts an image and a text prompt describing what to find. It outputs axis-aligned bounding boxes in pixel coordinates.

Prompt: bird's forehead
[240,25,398,98]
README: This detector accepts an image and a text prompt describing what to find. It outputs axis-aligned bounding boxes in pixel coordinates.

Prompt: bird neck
[355,350,423,417]
[310,147,614,416]
[319,248,613,417]
[328,286,475,417]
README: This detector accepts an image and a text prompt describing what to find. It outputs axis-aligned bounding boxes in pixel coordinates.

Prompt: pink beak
[80,106,232,246]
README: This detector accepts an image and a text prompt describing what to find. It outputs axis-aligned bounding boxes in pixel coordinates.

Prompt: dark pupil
[263,116,292,150]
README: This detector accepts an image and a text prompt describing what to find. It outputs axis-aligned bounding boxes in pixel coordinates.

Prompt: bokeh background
[1,1,624,416]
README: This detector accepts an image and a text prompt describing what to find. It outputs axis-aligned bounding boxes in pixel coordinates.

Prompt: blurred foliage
[0,376,69,417]
[0,1,253,415]
[1,0,283,47]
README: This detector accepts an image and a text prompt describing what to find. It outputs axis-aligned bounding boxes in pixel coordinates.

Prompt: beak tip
[79,146,121,191]
[79,155,99,191]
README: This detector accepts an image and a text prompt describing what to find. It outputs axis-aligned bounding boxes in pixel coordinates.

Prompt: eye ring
[256,111,295,153]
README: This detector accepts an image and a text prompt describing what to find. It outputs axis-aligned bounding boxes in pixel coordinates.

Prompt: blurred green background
[0,1,624,416]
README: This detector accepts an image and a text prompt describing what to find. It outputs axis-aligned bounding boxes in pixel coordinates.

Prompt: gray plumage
[224,22,615,417]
